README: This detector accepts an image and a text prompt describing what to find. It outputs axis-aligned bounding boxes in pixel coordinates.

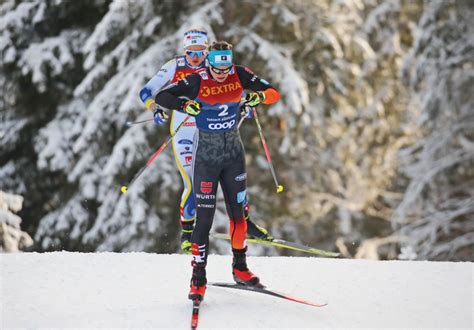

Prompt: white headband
[183,31,209,49]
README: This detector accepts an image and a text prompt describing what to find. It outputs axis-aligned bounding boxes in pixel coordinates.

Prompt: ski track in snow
[1,252,472,329]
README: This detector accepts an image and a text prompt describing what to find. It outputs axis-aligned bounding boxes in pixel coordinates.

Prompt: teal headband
[208,50,233,67]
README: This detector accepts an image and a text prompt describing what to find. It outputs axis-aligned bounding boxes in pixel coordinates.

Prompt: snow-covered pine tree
[0,190,33,251]
[241,0,419,257]
[394,0,474,261]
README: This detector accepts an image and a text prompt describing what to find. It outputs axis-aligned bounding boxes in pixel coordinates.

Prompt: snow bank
[1,252,471,329]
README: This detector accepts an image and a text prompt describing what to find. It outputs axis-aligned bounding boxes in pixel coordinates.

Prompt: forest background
[1,0,472,261]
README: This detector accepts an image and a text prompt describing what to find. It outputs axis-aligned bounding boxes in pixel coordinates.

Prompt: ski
[190,298,201,330]
[209,282,327,308]
[211,233,340,257]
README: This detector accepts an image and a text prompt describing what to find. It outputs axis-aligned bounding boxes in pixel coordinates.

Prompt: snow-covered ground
[1,252,472,329]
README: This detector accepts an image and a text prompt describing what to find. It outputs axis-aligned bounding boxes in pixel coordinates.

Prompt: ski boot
[232,247,262,287]
[245,205,272,241]
[180,222,194,253]
[246,220,273,241]
[188,244,207,301]
[188,265,207,301]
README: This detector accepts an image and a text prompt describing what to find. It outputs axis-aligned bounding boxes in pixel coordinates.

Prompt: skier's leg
[220,165,246,250]
[191,169,219,257]
[170,111,197,252]
[221,133,260,286]
[222,178,271,240]
[188,130,221,300]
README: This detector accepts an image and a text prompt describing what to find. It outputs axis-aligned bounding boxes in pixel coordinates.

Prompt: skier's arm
[154,74,201,112]
[236,66,281,104]
[139,59,176,111]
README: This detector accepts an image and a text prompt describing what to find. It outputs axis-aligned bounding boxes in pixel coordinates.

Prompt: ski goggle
[186,50,206,58]
[210,65,232,74]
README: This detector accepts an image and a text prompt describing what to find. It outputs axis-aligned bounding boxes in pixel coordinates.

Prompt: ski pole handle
[120,116,191,193]
[252,108,284,193]
[238,104,255,129]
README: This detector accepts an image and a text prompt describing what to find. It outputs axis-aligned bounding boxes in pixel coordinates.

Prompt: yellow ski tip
[120,186,128,194]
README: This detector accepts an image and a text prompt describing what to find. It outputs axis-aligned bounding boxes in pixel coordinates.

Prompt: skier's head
[183,29,208,67]
[207,41,233,83]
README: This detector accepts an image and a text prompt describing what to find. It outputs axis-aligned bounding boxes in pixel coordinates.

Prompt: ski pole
[237,113,246,129]
[120,115,191,193]
[125,118,154,128]
[252,106,284,193]
[237,96,249,129]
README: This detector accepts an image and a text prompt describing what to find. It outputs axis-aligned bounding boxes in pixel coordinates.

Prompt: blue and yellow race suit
[139,55,205,227]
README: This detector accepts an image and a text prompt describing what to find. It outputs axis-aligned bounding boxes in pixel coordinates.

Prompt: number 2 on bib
[218,105,229,117]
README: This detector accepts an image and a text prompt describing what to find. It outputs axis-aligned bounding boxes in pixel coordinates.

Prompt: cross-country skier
[154,41,281,301]
[139,30,272,253]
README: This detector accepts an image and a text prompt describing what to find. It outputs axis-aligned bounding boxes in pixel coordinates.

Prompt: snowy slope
[1,253,472,329]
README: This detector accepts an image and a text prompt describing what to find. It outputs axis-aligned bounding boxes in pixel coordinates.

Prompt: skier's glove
[245,91,265,107]
[182,100,201,116]
[152,105,168,125]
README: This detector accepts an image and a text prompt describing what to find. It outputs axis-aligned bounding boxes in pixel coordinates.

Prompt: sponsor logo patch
[235,173,247,182]
[175,71,192,81]
[237,189,246,203]
[196,194,216,200]
[208,120,235,130]
[200,82,242,97]
[200,182,213,194]
[178,139,193,145]
[197,204,215,208]
[198,71,209,80]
